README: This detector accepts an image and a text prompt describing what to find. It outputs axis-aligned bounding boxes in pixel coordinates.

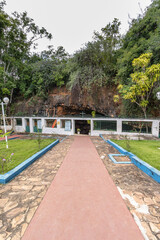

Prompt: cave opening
[75,120,90,135]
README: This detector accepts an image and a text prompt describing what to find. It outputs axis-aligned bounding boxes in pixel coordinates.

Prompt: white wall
[42,118,72,135]
[91,118,159,137]
[0,126,12,131]
[0,116,159,138]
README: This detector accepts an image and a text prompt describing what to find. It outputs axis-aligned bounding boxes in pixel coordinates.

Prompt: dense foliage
[117,53,160,118]
[117,0,160,83]
[0,0,160,117]
[67,18,121,91]
[116,0,160,116]
[0,1,52,102]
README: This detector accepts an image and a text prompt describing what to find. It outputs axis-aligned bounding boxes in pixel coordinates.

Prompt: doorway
[25,119,30,133]
[33,119,42,133]
[75,120,90,135]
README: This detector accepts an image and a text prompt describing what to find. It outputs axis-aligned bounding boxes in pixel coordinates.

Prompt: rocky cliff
[10,86,121,117]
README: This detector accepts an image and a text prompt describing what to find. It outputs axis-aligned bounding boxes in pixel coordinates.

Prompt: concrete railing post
[30,118,33,133]
[117,119,122,134]
[91,119,94,136]
[41,118,45,133]
[71,119,75,135]
[152,120,159,138]
[22,117,25,132]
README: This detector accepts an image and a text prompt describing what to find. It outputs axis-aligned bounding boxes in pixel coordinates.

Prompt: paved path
[92,136,160,240]
[0,136,73,240]
[22,136,144,240]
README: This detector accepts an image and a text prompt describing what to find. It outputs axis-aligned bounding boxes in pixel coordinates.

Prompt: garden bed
[100,135,160,183]
[0,139,59,183]
[111,140,160,171]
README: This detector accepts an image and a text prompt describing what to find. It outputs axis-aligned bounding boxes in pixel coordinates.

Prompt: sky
[5,0,152,55]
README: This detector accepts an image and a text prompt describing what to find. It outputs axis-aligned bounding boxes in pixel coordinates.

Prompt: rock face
[10,86,121,117]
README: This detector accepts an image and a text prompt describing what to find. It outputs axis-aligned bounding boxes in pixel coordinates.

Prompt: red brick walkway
[22,136,144,240]
[0,134,20,141]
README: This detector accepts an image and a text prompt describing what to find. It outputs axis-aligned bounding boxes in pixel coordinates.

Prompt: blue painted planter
[0,139,59,184]
[100,134,160,183]
[108,154,132,164]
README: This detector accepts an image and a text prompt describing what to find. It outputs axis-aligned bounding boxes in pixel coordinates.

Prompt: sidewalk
[22,136,144,240]
[0,134,20,141]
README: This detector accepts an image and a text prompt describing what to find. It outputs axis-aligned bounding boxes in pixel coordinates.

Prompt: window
[122,121,152,134]
[45,119,57,128]
[93,120,117,131]
[6,119,11,126]
[61,120,72,130]
[0,119,11,126]
[61,120,65,128]
[16,118,22,126]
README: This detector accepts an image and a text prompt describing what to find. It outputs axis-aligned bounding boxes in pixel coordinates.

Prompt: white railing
[0,116,159,138]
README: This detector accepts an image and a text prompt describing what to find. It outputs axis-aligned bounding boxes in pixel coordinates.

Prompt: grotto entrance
[75,120,90,135]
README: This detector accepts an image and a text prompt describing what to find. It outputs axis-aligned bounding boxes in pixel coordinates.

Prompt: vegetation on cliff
[0,0,160,117]
[116,53,160,118]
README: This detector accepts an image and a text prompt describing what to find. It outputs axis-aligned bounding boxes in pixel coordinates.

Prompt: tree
[22,46,69,98]
[0,2,52,102]
[117,53,160,118]
[93,18,121,83]
[67,42,107,91]
[67,19,121,91]
[117,0,160,83]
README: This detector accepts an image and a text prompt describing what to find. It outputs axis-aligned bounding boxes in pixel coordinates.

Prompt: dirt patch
[114,155,131,162]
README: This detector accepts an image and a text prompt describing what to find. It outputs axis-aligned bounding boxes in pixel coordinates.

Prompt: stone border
[108,154,132,164]
[100,134,160,183]
[0,139,59,184]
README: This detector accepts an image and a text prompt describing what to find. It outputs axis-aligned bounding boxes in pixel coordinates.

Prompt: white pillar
[11,117,13,130]
[152,120,159,137]
[30,118,33,133]
[57,119,60,130]
[71,119,75,135]
[117,119,122,134]
[41,118,45,133]
[22,118,25,132]
[91,120,94,136]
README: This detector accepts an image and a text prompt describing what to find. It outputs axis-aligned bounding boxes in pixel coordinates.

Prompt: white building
[0,116,160,138]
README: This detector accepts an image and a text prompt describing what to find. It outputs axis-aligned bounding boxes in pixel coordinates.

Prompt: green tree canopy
[117,53,160,118]
[67,19,122,91]
[0,1,52,102]
[117,0,160,84]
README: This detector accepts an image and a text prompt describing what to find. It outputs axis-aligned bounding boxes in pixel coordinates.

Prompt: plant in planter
[77,128,80,134]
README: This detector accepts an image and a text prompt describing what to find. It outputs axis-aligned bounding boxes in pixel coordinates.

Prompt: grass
[0,138,55,174]
[111,139,160,171]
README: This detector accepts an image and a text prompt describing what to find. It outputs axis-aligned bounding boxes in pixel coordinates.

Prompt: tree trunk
[142,108,148,133]
[10,88,14,103]
[142,108,147,119]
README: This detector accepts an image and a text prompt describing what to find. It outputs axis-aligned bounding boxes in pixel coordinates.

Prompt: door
[34,119,42,133]
[25,119,30,133]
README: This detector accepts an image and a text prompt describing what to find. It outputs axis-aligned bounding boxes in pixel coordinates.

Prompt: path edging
[108,154,132,164]
[100,134,160,183]
[0,139,59,184]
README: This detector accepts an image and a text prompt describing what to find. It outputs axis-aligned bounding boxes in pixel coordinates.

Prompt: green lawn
[111,140,160,171]
[0,138,55,174]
